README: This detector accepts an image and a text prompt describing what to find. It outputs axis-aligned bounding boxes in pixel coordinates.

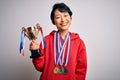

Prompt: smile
[60,22,68,26]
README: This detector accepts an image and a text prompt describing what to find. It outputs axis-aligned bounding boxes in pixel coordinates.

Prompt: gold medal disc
[53,67,60,74]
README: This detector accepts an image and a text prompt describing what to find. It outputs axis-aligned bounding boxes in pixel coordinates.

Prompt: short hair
[50,3,72,24]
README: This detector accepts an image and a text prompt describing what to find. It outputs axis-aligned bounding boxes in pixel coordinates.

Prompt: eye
[55,16,60,19]
[55,15,61,19]
[64,14,68,17]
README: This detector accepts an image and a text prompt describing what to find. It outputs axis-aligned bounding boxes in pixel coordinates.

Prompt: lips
[60,22,68,26]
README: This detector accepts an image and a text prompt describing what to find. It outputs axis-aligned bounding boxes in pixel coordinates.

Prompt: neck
[58,30,69,39]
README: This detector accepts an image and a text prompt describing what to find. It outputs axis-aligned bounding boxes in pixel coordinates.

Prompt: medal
[59,67,68,74]
[54,31,71,74]
[64,67,68,74]
[53,67,60,74]
[59,67,64,74]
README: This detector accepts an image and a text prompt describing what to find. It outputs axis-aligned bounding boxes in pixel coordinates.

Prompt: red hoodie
[32,30,87,80]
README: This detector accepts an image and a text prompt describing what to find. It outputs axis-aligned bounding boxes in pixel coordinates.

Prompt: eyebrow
[55,12,68,16]
[54,15,60,17]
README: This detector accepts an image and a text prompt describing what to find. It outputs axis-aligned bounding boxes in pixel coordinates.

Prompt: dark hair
[50,3,72,24]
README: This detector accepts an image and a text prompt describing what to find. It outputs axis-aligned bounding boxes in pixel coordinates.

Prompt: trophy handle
[30,49,43,58]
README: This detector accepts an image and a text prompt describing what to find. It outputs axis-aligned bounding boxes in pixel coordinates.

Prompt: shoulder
[70,32,80,40]
[70,32,85,46]
[44,30,56,40]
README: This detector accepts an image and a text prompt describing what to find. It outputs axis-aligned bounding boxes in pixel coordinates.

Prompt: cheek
[54,19,61,25]
[68,18,72,24]
[67,16,71,21]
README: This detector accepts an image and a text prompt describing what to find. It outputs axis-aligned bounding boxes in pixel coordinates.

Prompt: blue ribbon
[20,28,24,54]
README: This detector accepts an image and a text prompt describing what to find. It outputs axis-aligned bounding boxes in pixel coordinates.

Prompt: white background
[0,0,120,80]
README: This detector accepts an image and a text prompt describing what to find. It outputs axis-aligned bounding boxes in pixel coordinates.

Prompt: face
[54,9,71,32]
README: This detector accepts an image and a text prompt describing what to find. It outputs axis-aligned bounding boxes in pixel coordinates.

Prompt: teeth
[61,24,66,26]
[61,23,67,26]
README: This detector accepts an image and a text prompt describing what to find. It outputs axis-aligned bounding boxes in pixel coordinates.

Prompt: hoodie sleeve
[75,39,87,80]
[32,43,45,72]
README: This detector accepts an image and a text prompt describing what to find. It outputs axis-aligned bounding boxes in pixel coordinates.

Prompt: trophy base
[30,49,43,58]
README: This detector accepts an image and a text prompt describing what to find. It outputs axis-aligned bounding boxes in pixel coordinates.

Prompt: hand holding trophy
[19,24,46,57]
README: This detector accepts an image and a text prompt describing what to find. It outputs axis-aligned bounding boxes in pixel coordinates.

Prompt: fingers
[31,40,38,45]
[29,45,39,50]
[29,40,39,50]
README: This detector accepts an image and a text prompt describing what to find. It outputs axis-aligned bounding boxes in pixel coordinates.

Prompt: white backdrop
[0,0,120,80]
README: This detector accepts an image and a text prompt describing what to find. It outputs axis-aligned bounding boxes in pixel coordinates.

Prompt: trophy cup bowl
[24,26,39,40]
[23,24,42,58]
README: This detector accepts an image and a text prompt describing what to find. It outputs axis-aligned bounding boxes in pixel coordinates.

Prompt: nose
[61,16,65,22]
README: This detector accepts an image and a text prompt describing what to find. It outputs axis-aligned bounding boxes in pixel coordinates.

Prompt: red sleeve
[32,43,45,72]
[75,39,87,80]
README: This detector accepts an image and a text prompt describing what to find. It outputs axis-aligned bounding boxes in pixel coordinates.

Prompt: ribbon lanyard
[54,31,71,67]
[38,26,46,49]
[20,27,25,56]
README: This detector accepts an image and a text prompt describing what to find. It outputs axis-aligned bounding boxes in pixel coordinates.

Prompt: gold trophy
[21,24,45,58]
[24,24,39,40]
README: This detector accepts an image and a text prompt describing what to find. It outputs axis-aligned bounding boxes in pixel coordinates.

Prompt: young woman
[30,3,87,80]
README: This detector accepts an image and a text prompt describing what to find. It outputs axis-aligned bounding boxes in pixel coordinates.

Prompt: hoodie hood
[49,30,80,40]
